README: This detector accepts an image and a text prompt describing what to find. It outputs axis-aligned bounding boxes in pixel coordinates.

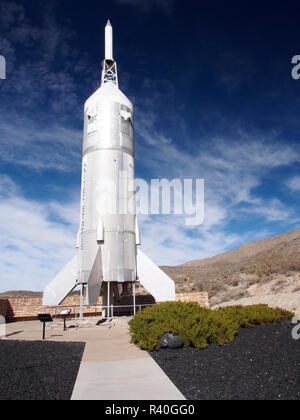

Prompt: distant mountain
[161,227,300,307]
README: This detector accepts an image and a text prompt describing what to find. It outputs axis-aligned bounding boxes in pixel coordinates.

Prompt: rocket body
[43,21,175,308]
[79,82,137,286]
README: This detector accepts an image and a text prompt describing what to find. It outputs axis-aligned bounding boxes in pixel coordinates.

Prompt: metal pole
[107,281,110,319]
[43,322,46,340]
[133,281,136,316]
[63,316,67,331]
[80,284,84,320]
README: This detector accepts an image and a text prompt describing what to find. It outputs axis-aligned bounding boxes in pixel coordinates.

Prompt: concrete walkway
[5,317,185,400]
[72,357,185,400]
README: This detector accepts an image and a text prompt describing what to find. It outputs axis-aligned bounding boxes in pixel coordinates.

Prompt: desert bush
[231,279,240,287]
[196,280,206,292]
[216,304,293,328]
[128,302,294,351]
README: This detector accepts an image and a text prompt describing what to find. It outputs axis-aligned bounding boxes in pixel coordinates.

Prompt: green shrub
[216,304,293,328]
[128,302,294,351]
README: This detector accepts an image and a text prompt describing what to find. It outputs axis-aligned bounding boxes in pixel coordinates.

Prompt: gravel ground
[0,340,85,400]
[150,320,300,400]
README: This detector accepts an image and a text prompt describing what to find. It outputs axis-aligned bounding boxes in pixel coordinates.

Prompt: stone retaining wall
[0,299,9,318]
[0,292,209,322]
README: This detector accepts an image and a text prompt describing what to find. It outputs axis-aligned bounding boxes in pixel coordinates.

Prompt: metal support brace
[101,60,118,87]
[133,282,136,316]
[80,284,84,320]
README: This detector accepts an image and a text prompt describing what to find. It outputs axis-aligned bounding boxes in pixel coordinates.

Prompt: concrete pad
[4,317,186,400]
[71,357,186,400]
[4,317,146,361]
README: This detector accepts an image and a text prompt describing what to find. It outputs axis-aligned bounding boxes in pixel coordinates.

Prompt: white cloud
[135,105,300,226]
[0,1,96,173]
[138,214,242,266]
[0,118,82,171]
[0,0,95,116]
[286,176,300,192]
[0,176,79,292]
[240,198,297,223]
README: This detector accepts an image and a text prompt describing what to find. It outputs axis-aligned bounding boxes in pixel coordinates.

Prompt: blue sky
[0,0,300,292]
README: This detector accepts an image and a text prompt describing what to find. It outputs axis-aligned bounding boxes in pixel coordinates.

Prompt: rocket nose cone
[106,19,112,27]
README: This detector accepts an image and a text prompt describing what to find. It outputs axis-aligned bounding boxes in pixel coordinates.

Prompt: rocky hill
[162,227,300,312]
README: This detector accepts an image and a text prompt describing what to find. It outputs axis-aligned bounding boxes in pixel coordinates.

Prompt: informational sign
[59,310,71,316]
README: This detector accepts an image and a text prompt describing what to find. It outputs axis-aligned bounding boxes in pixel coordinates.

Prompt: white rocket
[43,21,175,310]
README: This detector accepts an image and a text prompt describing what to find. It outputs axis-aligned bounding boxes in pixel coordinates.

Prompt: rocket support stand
[108,281,110,319]
[133,281,136,316]
[79,283,86,320]
[102,282,113,319]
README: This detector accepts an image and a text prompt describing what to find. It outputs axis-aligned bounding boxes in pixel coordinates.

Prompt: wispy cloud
[135,96,300,212]
[132,79,300,252]
[0,118,82,171]
[138,214,242,266]
[115,0,174,15]
[0,1,96,175]
[240,198,298,223]
[216,52,256,93]
[0,175,79,291]
[0,0,95,116]
[286,176,300,192]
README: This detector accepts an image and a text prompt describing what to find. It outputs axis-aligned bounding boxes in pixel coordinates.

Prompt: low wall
[0,292,209,322]
[1,296,104,322]
[0,299,9,318]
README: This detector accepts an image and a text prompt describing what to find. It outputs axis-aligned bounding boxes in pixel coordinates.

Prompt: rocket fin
[86,246,103,305]
[43,254,78,306]
[137,249,175,302]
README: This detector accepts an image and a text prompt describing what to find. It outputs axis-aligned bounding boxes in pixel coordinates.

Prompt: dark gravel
[0,340,85,400]
[150,320,300,400]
